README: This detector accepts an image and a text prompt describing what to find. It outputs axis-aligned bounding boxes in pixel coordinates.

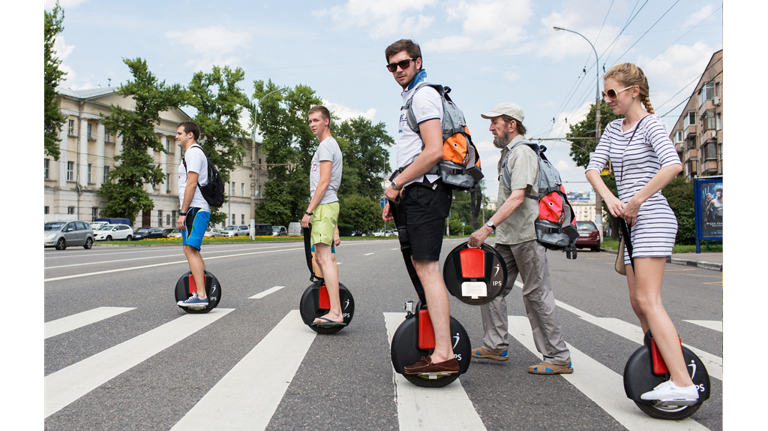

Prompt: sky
[43,0,723,199]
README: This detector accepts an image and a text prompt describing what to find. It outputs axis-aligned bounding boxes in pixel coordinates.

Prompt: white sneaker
[640,380,699,402]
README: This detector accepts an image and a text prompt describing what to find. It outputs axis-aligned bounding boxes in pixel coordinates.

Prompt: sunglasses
[386,57,418,72]
[602,85,635,100]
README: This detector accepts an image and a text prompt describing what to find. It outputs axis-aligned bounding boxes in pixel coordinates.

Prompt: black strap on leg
[302,224,320,282]
[389,197,428,305]
[619,219,635,271]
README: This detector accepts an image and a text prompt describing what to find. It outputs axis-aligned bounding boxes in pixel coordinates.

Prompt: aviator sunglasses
[386,57,418,72]
[602,85,635,100]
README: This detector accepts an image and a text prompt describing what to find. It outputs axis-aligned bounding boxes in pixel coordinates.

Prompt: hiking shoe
[640,380,699,402]
[528,361,573,374]
[178,293,208,308]
[471,347,509,361]
[404,356,460,374]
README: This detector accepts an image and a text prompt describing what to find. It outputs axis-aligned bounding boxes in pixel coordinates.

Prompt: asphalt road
[44,238,723,430]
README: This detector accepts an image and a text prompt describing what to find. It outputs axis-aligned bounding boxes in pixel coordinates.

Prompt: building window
[45,159,50,179]
[698,82,714,107]
[88,164,93,184]
[171,210,176,221]
[158,210,163,227]
[166,174,171,193]
[716,113,722,130]
[231,214,235,224]
[166,138,174,155]
[673,131,683,144]
[231,182,235,195]
[105,127,111,143]
[92,207,98,221]
[241,183,245,197]
[167,214,171,225]
[103,166,110,183]
[87,123,93,140]
[704,142,717,161]
[68,119,75,136]
[67,161,74,181]
[700,110,716,131]
[684,111,696,129]
[715,82,721,98]
[67,206,75,215]
[45,206,50,214]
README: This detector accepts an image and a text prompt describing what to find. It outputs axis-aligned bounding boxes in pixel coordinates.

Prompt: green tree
[251,80,322,226]
[99,58,185,226]
[187,65,249,225]
[339,195,382,234]
[662,176,695,245]
[44,1,67,160]
[566,100,622,238]
[335,117,393,199]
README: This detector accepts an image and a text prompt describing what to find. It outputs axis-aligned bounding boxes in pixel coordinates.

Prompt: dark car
[132,227,168,240]
[575,221,601,252]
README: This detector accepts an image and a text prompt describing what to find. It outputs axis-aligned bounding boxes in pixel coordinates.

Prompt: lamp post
[250,88,286,239]
[553,26,603,240]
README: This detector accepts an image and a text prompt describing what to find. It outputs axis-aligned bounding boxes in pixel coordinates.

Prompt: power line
[641,5,723,69]
[612,0,680,64]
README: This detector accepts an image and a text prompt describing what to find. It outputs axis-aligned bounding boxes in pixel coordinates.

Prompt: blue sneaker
[178,293,208,308]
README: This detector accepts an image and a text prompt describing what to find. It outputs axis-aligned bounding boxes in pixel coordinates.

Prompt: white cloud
[45,0,87,8]
[165,27,251,72]
[313,0,437,40]
[638,41,716,90]
[683,5,713,28]
[322,100,377,122]
[504,72,520,82]
[423,0,534,53]
[537,0,625,61]
[54,36,95,90]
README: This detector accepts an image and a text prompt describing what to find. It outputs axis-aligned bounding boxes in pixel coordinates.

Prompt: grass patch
[599,237,722,254]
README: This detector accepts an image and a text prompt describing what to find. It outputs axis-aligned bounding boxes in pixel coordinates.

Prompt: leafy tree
[566,100,622,238]
[662,176,695,245]
[99,58,184,226]
[335,117,393,200]
[251,80,322,226]
[339,195,382,234]
[187,65,249,225]
[44,1,67,160]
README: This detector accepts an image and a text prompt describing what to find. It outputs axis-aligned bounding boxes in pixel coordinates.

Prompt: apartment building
[44,87,268,228]
[669,50,723,179]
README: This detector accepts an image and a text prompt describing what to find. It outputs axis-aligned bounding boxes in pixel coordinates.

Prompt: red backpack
[500,142,580,259]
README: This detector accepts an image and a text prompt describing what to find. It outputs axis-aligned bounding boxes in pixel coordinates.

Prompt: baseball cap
[480,103,525,123]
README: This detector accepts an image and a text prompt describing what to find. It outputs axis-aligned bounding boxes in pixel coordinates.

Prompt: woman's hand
[604,194,626,218]
[622,196,642,226]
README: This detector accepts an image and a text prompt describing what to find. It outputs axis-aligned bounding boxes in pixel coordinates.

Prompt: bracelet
[305,211,313,216]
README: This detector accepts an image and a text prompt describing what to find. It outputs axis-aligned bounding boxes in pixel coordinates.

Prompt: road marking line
[684,320,723,332]
[552,297,723,381]
[507,316,710,431]
[171,310,315,431]
[45,308,233,418]
[391,248,399,251]
[45,307,136,339]
[384,312,486,431]
[249,286,285,299]
[44,247,303,282]
[364,253,375,256]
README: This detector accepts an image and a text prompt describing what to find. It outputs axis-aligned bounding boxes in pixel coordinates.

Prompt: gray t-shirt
[310,136,342,205]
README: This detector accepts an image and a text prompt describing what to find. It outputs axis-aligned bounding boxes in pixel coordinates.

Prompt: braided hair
[604,63,654,114]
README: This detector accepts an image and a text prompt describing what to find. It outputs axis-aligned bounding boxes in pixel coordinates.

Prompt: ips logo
[344,299,350,309]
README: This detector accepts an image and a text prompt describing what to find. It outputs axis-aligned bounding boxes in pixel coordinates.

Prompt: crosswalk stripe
[45,308,234,418]
[507,316,710,431]
[171,310,315,431]
[364,253,375,256]
[45,306,136,339]
[553,298,723,381]
[383,312,486,431]
[249,285,285,299]
[683,320,723,332]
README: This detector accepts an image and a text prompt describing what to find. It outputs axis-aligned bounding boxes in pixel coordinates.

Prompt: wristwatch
[391,179,402,191]
[486,219,496,231]
[305,211,313,216]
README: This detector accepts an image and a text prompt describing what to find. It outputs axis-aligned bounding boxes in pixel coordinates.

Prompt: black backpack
[182,145,226,208]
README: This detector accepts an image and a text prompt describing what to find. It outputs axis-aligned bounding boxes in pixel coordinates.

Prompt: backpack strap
[182,144,210,189]
[499,141,538,200]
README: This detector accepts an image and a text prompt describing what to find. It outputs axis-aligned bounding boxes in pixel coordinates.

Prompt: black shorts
[401,180,452,261]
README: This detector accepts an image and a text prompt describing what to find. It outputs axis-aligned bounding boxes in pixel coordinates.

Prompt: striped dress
[587,114,681,264]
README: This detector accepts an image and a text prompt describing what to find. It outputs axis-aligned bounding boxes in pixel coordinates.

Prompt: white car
[94,224,134,241]
[223,225,249,237]
[167,228,182,238]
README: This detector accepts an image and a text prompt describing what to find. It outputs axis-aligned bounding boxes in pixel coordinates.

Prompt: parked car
[385,230,398,237]
[94,224,134,241]
[272,225,287,236]
[90,221,110,231]
[205,228,226,237]
[168,228,182,238]
[254,223,273,236]
[575,221,601,252]
[132,227,168,240]
[45,221,94,250]
[223,225,250,237]
[372,230,385,237]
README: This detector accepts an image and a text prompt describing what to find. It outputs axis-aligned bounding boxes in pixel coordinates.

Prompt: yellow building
[44,87,268,228]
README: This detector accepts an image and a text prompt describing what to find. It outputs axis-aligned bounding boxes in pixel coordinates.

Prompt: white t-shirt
[310,136,343,205]
[179,144,211,212]
[397,84,443,186]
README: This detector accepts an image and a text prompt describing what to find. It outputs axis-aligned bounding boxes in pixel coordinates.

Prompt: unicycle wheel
[634,400,703,420]
[299,281,354,334]
[403,370,460,388]
[175,271,221,314]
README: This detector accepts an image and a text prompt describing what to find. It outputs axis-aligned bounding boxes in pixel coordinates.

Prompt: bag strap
[182,144,209,190]
[619,219,635,271]
[617,115,647,183]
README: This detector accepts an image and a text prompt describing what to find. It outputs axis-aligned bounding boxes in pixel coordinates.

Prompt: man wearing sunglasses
[382,39,458,375]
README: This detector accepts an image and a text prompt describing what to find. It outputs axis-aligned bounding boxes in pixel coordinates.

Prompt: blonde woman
[585,63,697,403]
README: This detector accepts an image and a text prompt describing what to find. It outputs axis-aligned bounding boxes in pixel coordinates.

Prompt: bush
[662,177,695,245]
[338,222,354,237]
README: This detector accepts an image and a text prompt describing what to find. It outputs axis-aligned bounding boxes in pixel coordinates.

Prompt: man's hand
[301,213,311,228]
[382,202,394,221]
[384,184,401,201]
[468,225,491,248]
[177,215,186,230]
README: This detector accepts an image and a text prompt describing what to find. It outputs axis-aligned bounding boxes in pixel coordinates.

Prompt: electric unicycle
[174,270,222,314]
[388,198,486,387]
[442,241,508,305]
[624,331,710,420]
[298,224,355,334]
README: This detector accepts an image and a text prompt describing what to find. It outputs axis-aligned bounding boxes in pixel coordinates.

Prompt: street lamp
[249,87,287,239]
[553,26,604,241]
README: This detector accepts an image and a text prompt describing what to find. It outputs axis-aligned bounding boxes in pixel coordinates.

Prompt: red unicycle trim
[188,273,207,295]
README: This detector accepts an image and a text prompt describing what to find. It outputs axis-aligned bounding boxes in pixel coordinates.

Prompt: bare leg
[626,257,693,387]
[184,245,207,299]
[313,243,342,323]
[412,258,453,363]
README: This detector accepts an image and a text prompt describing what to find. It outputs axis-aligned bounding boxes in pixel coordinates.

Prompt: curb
[600,248,722,272]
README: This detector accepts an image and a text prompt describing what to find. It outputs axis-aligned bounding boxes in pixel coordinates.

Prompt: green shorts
[310,201,339,246]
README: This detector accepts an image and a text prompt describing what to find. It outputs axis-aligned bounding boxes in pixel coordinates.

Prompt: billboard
[693,176,723,252]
